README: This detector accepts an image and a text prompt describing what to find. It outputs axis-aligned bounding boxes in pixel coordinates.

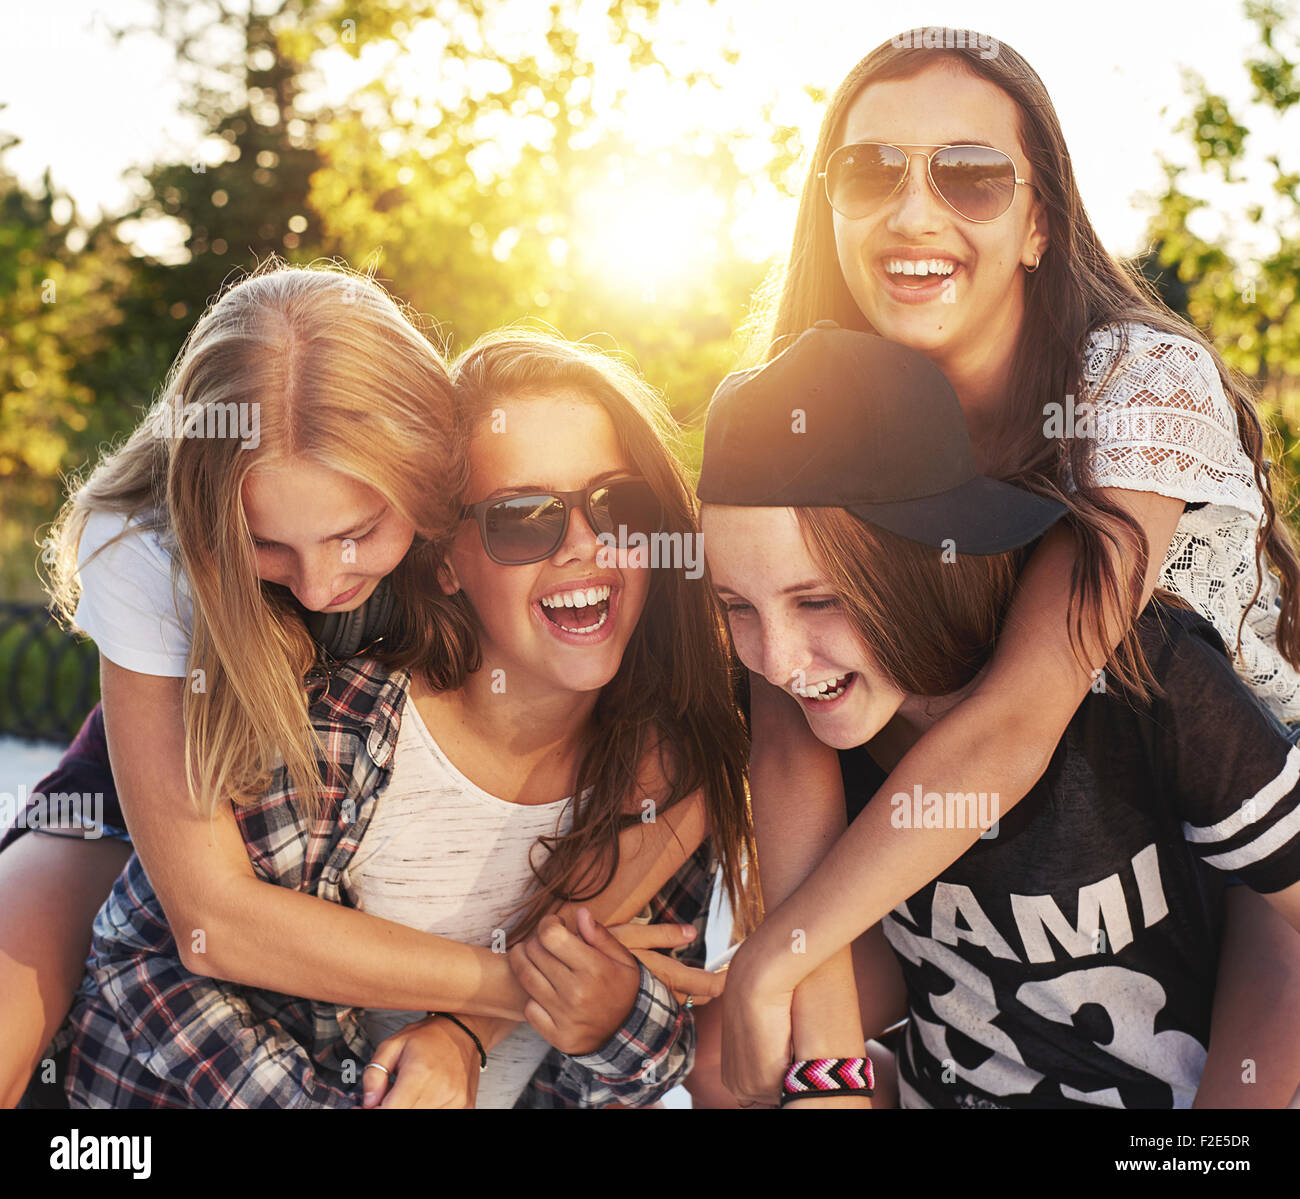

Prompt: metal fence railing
[0,602,99,743]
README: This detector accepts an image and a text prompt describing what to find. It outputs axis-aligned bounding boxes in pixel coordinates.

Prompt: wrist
[779,1056,874,1107]
[571,962,671,1073]
[732,930,799,1000]
[435,1013,487,1070]
[783,1093,873,1110]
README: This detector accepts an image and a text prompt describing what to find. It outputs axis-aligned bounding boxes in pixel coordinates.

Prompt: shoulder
[237,659,411,867]
[1082,320,1226,413]
[1136,601,1285,733]
[1134,601,1229,679]
[307,656,412,772]
[73,507,193,674]
[1079,322,1262,511]
[79,507,174,571]
[623,726,674,815]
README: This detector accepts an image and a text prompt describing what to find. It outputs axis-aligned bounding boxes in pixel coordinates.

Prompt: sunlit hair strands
[44,261,464,818]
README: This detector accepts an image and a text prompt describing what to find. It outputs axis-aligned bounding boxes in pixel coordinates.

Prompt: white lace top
[1081,322,1299,722]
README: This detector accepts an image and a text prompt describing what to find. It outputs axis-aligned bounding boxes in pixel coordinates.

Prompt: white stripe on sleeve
[1182,743,1300,845]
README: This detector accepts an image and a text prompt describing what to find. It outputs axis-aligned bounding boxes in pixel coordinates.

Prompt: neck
[868,676,980,772]
[930,297,1025,471]
[417,660,599,765]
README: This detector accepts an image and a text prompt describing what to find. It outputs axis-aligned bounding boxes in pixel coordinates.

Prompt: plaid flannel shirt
[59,655,712,1109]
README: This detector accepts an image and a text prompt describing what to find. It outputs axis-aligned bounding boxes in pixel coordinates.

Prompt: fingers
[522,996,561,1043]
[575,907,637,965]
[533,913,603,974]
[608,920,699,952]
[378,1063,461,1110]
[508,940,564,1009]
[361,1036,405,1109]
[378,1062,434,1109]
[630,951,727,1002]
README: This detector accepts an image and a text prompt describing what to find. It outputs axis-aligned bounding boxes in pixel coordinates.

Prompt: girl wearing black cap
[720,29,1300,1103]
[698,329,1300,1108]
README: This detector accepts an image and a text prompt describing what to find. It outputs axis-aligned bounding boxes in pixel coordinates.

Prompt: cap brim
[845,475,1067,555]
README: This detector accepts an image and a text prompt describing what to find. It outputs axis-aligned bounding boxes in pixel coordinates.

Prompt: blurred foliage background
[2,0,1300,605]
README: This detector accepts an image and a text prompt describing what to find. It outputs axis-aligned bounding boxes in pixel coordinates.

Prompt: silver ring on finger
[684,994,694,1009]
[363,1062,391,1077]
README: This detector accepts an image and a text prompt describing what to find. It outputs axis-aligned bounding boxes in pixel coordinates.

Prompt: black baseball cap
[696,323,1067,555]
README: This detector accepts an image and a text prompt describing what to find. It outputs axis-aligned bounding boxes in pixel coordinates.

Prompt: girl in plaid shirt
[7,267,754,1106]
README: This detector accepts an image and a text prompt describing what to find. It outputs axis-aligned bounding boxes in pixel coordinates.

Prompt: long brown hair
[797,507,1027,697]
[429,329,759,940]
[753,32,1300,695]
[44,260,463,818]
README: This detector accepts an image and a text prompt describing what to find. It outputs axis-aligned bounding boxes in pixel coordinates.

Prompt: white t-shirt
[346,700,577,1109]
[74,509,192,678]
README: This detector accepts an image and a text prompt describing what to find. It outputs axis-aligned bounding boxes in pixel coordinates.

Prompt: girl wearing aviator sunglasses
[723,30,1300,1104]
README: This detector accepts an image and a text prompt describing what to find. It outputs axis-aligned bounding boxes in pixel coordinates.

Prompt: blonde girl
[63,328,755,1108]
[0,265,717,1104]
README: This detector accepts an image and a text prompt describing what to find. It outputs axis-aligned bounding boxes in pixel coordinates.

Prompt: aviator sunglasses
[819,142,1036,223]
[459,477,664,566]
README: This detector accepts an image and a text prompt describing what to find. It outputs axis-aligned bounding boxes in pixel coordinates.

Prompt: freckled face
[442,393,652,697]
[242,459,414,611]
[831,61,1047,364]
[701,504,905,750]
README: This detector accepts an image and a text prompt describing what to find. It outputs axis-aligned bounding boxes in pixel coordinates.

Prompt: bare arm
[0,832,131,1106]
[1195,885,1300,1107]
[747,676,867,1064]
[102,657,705,1022]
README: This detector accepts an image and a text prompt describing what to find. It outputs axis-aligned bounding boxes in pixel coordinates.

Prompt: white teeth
[886,258,956,277]
[791,673,852,700]
[552,607,609,635]
[540,584,612,609]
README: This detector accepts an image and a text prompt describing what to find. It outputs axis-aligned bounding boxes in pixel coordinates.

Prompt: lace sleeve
[1080,324,1264,519]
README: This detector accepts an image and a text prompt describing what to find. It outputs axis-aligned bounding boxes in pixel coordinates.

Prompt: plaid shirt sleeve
[65,854,363,1109]
[64,663,396,1110]
[514,839,716,1108]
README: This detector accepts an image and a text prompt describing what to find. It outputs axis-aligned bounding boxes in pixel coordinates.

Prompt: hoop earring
[1024,253,1041,274]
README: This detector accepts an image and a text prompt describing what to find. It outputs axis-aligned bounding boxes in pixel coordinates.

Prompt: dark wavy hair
[424,328,759,942]
[751,31,1300,696]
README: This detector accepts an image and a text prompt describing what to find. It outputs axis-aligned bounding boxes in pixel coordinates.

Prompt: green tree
[110,0,335,328]
[1142,0,1300,491]
[0,133,137,597]
[306,0,779,419]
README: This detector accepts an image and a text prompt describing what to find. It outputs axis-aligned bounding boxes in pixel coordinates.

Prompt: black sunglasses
[459,477,664,566]
[819,142,1035,223]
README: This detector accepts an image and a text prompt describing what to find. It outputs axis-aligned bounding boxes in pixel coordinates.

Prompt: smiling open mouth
[791,672,856,702]
[539,585,613,635]
[881,258,961,291]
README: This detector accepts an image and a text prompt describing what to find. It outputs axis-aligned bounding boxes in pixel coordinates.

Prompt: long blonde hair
[44,261,462,817]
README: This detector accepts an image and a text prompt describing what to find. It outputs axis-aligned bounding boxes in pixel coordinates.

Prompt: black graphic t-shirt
[840,605,1300,1109]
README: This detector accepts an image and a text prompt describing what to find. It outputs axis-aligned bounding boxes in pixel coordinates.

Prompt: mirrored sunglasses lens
[931,146,1017,221]
[826,144,906,217]
[484,495,565,561]
[590,482,662,537]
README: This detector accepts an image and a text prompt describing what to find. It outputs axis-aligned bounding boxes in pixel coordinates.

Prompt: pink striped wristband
[779,1057,874,1106]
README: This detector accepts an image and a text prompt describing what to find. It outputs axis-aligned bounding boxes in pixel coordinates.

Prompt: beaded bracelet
[779,1057,874,1106]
